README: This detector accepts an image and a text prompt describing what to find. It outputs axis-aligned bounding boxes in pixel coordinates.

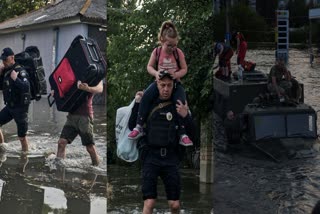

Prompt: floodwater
[0,94,107,214]
[108,164,213,214]
[213,48,320,214]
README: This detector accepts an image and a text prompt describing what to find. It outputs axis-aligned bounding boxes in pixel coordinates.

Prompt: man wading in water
[129,71,195,213]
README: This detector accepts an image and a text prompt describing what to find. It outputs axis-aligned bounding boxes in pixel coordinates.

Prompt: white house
[0,0,106,104]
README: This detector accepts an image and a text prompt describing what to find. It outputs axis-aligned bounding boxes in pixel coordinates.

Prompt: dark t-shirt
[72,94,94,119]
[268,64,288,83]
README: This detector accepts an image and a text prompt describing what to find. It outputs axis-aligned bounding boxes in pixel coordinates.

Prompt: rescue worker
[0,47,30,152]
[268,57,301,102]
[52,80,103,166]
[129,70,195,214]
[213,41,234,79]
[235,32,248,67]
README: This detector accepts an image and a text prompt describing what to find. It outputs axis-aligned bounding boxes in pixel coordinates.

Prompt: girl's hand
[168,70,176,79]
[155,71,161,81]
[135,91,144,103]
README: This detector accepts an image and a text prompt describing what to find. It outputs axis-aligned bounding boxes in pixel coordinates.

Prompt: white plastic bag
[115,100,138,162]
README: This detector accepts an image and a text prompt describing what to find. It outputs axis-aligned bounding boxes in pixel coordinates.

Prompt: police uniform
[0,63,30,137]
[129,98,195,201]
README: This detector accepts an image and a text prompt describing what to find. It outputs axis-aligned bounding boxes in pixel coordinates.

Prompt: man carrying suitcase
[53,80,103,166]
[0,47,31,152]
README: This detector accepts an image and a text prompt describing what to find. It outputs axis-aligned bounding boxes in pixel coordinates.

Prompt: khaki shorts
[60,114,94,146]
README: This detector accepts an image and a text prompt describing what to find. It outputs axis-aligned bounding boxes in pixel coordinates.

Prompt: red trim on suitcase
[53,58,76,98]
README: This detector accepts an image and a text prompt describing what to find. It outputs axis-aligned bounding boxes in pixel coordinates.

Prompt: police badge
[166,112,173,121]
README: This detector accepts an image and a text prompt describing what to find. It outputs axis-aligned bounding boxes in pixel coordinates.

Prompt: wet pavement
[0,94,107,214]
[213,49,320,214]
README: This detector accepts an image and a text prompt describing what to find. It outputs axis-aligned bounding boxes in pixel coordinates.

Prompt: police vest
[146,101,179,148]
[3,65,31,107]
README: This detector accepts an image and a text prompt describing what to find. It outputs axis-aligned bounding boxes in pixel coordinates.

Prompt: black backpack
[15,46,47,101]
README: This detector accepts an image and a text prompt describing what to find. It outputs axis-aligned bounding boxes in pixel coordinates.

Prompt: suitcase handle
[87,42,100,63]
[47,93,55,107]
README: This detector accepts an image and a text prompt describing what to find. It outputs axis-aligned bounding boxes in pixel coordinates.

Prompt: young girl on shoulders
[128,20,193,147]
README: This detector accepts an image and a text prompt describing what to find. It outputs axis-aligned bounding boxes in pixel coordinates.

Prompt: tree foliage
[107,0,214,144]
[287,0,309,28]
[0,0,49,22]
[213,3,271,43]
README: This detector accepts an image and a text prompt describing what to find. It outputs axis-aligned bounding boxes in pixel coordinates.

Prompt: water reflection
[213,48,320,214]
[0,94,106,214]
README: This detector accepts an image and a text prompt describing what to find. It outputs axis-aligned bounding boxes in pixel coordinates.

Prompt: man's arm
[11,70,30,93]
[78,80,103,94]
[176,100,196,143]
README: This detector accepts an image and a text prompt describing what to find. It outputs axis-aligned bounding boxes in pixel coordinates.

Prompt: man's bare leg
[0,129,4,144]
[168,200,180,214]
[143,199,156,214]
[57,138,68,159]
[86,144,100,166]
[19,136,29,152]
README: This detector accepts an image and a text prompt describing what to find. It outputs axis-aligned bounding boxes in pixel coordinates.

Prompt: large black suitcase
[243,103,317,141]
[48,35,106,112]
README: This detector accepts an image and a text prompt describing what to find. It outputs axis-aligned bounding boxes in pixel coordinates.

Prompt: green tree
[0,0,49,22]
[107,0,214,147]
[213,3,271,43]
[287,0,309,28]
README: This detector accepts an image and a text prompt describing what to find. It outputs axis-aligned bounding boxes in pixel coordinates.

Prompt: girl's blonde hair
[157,20,179,44]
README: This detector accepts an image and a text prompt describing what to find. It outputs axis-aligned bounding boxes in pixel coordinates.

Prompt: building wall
[56,24,88,64]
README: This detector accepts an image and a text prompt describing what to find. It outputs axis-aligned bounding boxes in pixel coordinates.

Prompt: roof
[0,0,106,33]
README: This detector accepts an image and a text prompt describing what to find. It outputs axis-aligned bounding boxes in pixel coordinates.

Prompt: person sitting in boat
[213,41,234,80]
[267,57,301,102]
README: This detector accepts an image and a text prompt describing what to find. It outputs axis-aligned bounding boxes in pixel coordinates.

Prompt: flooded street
[108,164,213,214]
[0,95,107,214]
[213,48,320,214]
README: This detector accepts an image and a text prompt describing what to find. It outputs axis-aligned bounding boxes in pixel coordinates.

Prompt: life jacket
[146,101,179,148]
[214,42,232,57]
[241,60,256,72]
[3,64,31,107]
[155,47,181,70]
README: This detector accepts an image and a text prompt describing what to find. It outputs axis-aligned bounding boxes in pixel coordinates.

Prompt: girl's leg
[137,82,159,125]
[173,82,193,146]
[128,82,159,139]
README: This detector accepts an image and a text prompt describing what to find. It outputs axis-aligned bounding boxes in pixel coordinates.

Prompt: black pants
[141,148,181,200]
[0,105,29,137]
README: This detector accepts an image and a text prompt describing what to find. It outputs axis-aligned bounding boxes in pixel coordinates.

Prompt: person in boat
[213,41,234,80]
[267,57,301,102]
[235,32,247,67]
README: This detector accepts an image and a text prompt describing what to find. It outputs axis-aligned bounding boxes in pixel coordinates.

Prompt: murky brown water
[0,95,107,214]
[213,48,320,214]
